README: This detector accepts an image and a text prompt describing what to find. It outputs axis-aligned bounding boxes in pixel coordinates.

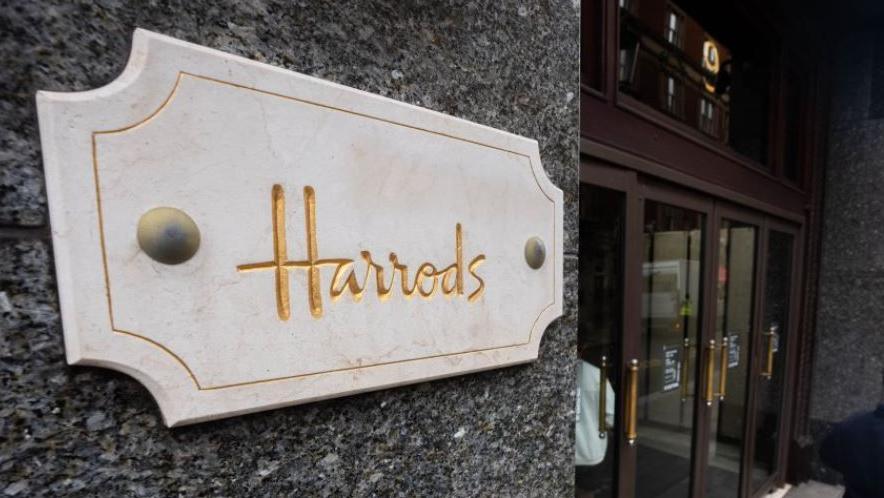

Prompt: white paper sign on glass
[36,29,563,427]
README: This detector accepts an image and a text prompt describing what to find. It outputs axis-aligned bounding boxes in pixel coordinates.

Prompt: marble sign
[36,29,563,426]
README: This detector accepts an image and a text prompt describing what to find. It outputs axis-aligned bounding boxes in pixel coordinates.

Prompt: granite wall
[0,1,579,496]
[808,30,884,483]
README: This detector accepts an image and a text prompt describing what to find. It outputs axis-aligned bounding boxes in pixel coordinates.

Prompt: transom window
[615,0,780,167]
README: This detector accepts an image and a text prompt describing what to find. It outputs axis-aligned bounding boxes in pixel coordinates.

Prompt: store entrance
[576,161,801,498]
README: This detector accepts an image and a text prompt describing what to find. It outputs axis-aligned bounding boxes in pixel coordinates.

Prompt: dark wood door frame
[581,138,805,225]
[709,202,767,498]
[580,160,640,498]
[638,176,717,498]
[748,220,804,498]
[580,153,807,498]
[582,159,720,498]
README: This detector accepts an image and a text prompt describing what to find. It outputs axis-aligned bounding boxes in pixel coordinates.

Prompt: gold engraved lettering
[440,223,464,297]
[237,184,346,320]
[330,251,400,302]
[440,266,457,296]
[235,184,291,320]
[329,260,357,301]
[366,252,396,301]
[238,185,487,320]
[415,263,438,298]
[389,253,417,299]
[468,255,486,302]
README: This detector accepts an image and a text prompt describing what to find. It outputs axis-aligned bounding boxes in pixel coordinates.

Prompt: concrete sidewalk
[782,481,844,498]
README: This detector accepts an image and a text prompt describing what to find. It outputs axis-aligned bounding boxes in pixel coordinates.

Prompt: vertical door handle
[704,339,716,406]
[680,337,691,403]
[625,358,639,445]
[598,355,608,438]
[716,336,728,401]
[761,325,778,379]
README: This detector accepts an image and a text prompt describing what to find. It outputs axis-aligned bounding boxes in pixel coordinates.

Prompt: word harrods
[237,185,487,321]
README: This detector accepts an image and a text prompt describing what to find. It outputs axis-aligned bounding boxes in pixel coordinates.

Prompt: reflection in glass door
[579,162,804,498]
[635,200,705,498]
[576,184,624,498]
[751,230,794,492]
[705,220,758,498]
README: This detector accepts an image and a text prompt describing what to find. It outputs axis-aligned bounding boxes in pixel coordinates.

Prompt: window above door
[617,1,769,166]
[580,0,821,198]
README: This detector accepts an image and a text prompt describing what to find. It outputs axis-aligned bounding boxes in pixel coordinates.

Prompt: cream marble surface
[36,29,563,426]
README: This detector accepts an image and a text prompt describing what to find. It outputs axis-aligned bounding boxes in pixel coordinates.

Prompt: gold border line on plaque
[91,71,557,391]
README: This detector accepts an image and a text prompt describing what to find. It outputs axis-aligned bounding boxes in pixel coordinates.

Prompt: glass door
[578,161,804,498]
[749,226,800,495]
[579,171,721,498]
[577,162,637,498]
[633,188,712,498]
[702,207,763,498]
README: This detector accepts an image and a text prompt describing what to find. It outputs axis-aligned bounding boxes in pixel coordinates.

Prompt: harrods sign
[36,29,563,426]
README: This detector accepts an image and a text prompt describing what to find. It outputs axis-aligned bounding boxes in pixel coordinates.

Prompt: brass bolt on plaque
[137,207,201,265]
[524,236,546,269]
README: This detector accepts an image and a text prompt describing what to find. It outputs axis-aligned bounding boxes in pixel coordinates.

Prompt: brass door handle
[716,336,728,401]
[625,358,639,445]
[704,339,716,406]
[599,355,608,438]
[761,325,778,379]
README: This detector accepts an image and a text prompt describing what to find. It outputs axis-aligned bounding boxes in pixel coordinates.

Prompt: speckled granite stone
[0,1,578,496]
[0,0,579,252]
[1,239,577,497]
[809,29,884,484]
[819,122,884,274]
[812,274,884,422]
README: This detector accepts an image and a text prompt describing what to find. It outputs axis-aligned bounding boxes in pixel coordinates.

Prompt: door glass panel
[576,184,624,498]
[751,230,794,491]
[705,220,758,498]
[636,200,705,498]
